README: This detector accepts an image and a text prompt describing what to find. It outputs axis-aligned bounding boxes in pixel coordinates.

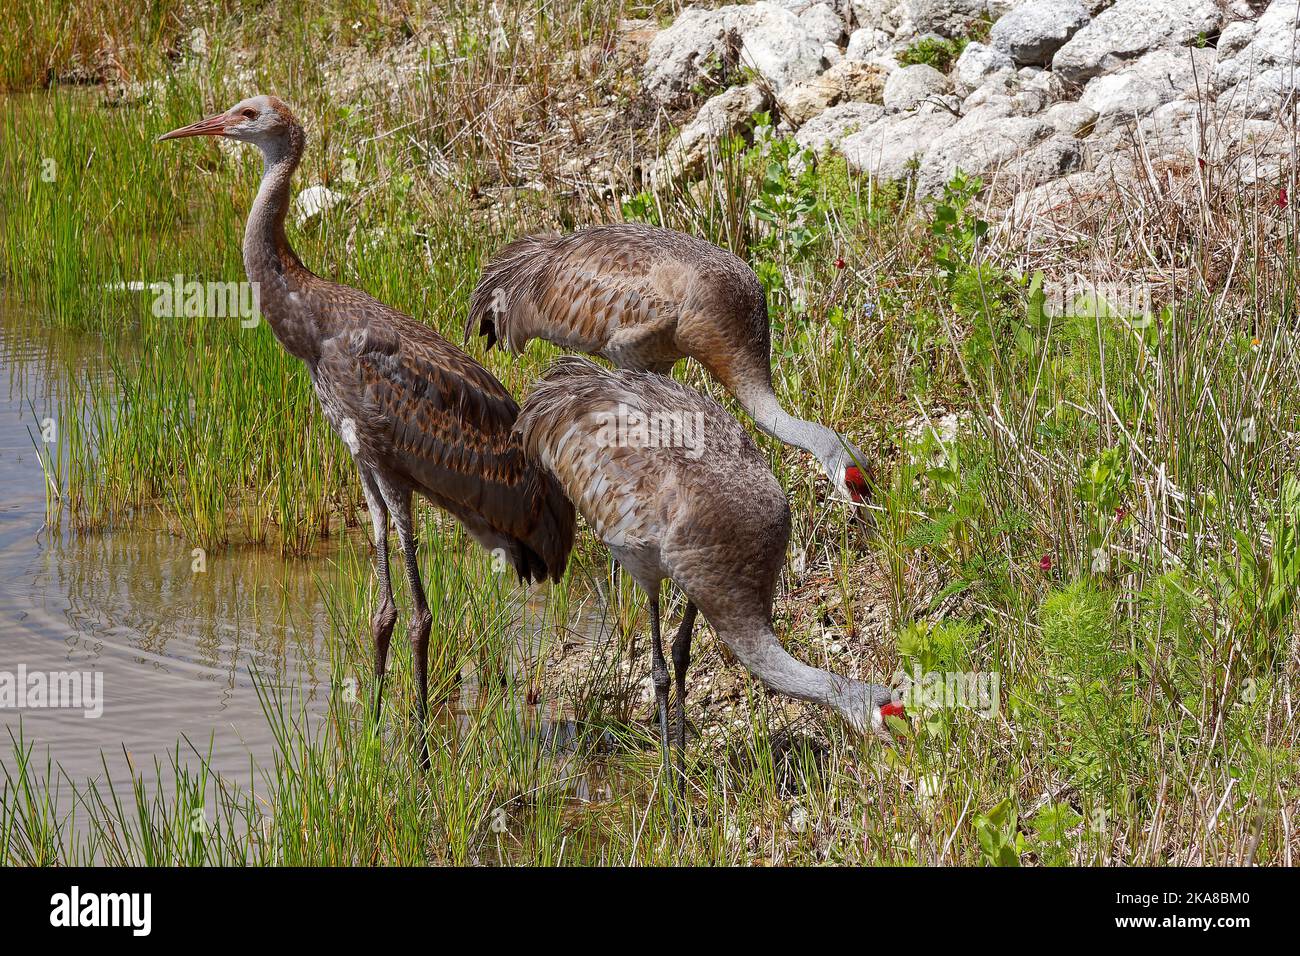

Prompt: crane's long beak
[157,113,230,142]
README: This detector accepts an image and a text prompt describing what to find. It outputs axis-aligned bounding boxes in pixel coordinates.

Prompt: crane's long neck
[244,126,320,363]
[733,382,847,483]
[717,617,889,735]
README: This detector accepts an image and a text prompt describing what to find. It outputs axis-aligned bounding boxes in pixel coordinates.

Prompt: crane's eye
[241,108,257,120]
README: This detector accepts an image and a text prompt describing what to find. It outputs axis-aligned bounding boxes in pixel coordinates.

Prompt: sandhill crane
[515,356,902,795]
[159,96,576,763]
[467,224,872,503]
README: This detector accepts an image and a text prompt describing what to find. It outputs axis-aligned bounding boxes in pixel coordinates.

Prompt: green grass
[0,537,933,867]
[2,1,1299,865]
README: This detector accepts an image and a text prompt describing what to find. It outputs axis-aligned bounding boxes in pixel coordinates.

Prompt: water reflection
[0,303,625,818]
[0,305,336,793]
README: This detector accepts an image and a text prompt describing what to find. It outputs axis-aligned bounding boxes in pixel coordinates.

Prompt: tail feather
[528,465,577,583]
[484,469,574,585]
[512,359,609,556]
[466,233,561,351]
[495,451,575,585]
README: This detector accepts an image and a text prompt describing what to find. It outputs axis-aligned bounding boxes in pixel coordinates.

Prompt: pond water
[0,303,337,795]
[0,299,623,821]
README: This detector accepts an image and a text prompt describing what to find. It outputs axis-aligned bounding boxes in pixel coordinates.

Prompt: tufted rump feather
[466,225,769,385]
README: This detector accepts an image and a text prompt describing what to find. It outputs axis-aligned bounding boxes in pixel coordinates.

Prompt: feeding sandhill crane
[467,224,872,502]
[515,356,903,794]
[159,96,576,763]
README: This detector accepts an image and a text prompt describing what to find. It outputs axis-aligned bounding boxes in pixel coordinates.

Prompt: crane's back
[468,225,772,395]
[515,357,789,611]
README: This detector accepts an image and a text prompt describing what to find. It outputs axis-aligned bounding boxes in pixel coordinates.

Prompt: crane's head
[825,439,871,504]
[839,681,907,743]
[158,95,302,153]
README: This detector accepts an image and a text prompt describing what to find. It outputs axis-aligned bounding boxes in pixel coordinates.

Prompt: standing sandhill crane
[159,96,576,763]
[515,356,902,794]
[467,224,872,503]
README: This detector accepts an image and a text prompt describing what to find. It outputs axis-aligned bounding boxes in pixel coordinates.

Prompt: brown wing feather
[466,225,689,357]
[315,294,574,583]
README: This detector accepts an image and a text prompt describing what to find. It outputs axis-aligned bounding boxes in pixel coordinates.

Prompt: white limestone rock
[883,62,951,111]
[1079,46,1214,124]
[794,101,888,152]
[651,84,771,184]
[838,108,960,179]
[1051,0,1222,83]
[990,0,1090,66]
[295,186,345,225]
[917,105,1054,193]
[953,42,1016,95]
[644,3,829,105]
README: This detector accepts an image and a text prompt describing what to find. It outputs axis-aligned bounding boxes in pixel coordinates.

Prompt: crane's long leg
[361,472,397,722]
[670,602,698,800]
[648,593,673,815]
[392,494,433,771]
[607,556,621,602]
